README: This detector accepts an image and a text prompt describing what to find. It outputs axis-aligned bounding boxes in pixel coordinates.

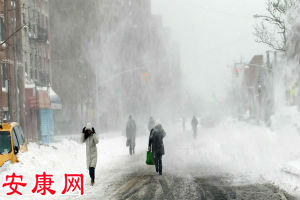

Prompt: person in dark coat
[148,116,155,132]
[191,116,198,138]
[148,123,166,175]
[81,122,99,186]
[126,115,136,155]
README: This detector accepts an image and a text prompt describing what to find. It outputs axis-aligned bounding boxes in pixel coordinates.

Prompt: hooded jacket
[81,127,99,169]
[149,124,166,155]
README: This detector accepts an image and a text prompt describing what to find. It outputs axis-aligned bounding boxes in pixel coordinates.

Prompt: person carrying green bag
[146,150,154,165]
[146,128,155,165]
[148,123,166,175]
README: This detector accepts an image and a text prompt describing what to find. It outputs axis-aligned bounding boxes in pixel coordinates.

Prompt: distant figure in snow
[148,116,155,132]
[148,122,166,175]
[81,122,99,186]
[126,115,136,155]
[191,116,199,138]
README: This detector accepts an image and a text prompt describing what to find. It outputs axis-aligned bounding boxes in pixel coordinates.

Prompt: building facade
[0,0,59,143]
[21,0,60,142]
[0,0,25,129]
[22,0,51,86]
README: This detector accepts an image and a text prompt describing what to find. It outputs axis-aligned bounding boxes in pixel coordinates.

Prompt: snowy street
[1,0,300,199]
[1,117,299,200]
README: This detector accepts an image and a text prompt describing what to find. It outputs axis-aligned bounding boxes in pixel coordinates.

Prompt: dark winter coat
[126,119,136,144]
[149,125,166,155]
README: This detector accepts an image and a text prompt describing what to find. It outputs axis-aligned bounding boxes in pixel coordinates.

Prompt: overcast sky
[152,0,268,102]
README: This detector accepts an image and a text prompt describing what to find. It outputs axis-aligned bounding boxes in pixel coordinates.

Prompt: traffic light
[234,67,239,77]
[141,72,149,85]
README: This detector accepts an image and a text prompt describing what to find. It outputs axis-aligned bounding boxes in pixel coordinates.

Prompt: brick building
[0,0,25,128]
[21,0,60,142]
[0,0,59,143]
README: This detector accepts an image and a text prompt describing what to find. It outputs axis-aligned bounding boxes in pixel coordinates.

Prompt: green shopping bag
[146,151,154,165]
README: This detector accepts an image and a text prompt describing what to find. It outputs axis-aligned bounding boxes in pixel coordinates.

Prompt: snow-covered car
[0,122,28,166]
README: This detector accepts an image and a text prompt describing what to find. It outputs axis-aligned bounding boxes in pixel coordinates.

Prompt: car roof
[0,122,19,131]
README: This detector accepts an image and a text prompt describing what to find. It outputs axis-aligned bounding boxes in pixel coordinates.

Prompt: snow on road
[164,119,300,197]
[0,112,299,199]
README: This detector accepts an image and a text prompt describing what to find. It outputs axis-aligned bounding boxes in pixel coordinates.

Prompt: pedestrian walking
[191,116,198,138]
[126,115,136,155]
[148,123,166,175]
[81,122,99,186]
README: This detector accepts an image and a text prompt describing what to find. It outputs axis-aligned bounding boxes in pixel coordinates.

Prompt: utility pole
[4,0,15,121]
[16,0,25,129]
[12,0,20,122]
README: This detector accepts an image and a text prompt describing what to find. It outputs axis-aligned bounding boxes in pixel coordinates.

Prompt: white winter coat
[81,133,99,169]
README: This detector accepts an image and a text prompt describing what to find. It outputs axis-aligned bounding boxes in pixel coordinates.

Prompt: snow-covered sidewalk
[0,133,148,200]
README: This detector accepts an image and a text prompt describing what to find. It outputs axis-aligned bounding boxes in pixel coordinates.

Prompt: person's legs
[193,128,197,139]
[133,143,135,154]
[129,143,133,155]
[89,167,95,185]
[153,153,159,172]
[158,154,162,175]
[89,167,92,179]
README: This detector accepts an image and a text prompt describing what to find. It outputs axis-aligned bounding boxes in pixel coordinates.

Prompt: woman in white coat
[81,122,99,185]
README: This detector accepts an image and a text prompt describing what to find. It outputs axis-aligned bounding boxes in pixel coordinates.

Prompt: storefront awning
[25,86,62,110]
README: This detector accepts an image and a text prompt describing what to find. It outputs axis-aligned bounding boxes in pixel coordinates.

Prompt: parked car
[0,122,28,166]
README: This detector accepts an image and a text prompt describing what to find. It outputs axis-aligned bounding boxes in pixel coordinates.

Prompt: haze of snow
[1,111,299,199]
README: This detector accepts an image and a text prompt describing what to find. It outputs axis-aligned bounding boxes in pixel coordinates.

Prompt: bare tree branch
[254,0,297,52]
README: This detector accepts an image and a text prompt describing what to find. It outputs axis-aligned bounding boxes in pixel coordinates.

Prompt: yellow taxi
[0,122,28,166]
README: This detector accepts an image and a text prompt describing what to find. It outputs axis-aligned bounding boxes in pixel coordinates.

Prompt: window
[30,68,33,79]
[25,61,28,75]
[35,54,38,68]
[35,55,38,79]
[23,13,26,25]
[12,129,19,148]
[0,131,12,154]
[1,64,6,88]
[0,17,4,41]
[46,16,48,30]
[18,127,25,143]
[14,126,24,146]
[30,53,33,78]
[39,56,42,71]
